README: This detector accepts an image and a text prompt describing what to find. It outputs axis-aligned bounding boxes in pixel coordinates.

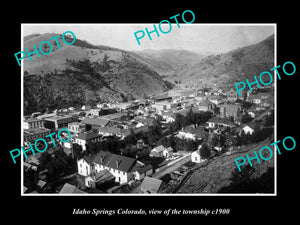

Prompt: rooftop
[141,176,162,193]
[59,183,86,194]
[93,151,137,172]
[76,132,101,141]
[24,127,51,135]
[208,116,236,126]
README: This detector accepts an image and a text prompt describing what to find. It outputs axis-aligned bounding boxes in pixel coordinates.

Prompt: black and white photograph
[21,24,276,195]
[4,4,298,221]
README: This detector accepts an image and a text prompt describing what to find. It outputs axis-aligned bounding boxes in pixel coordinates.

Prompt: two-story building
[77,151,150,185]
[74,132,102,151]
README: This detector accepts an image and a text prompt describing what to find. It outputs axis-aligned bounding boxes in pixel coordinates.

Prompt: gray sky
[22,24,275,54]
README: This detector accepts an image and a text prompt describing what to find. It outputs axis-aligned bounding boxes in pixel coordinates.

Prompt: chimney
[116,160,121,168]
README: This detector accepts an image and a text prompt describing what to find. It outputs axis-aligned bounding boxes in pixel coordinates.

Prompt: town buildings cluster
[23,84,274,194]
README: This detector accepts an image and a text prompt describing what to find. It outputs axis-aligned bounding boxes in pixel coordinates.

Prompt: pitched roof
[59,183,86,194]
[152,145,166,153]
[182,125,207,138]
[82,117,109,127]
[76,132,101,141]
[208,116,236,126]
[141,176,162,193]
[135,164,153,174]
[98,126,122,135]
[93,151,137,172]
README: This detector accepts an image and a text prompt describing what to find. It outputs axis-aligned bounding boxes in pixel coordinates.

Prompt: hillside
[171,34,275,88]
[132,49,206,75]
[23,33,172,115]
[176,137,275,193]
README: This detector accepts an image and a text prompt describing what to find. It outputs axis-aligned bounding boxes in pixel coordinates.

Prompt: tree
[125,129,137,145]
[200,144,211,159]
[241,113,253,123]
[39,151,52,170]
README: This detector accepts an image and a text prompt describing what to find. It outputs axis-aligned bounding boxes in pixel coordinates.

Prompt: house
[242,125,255,135]
[74,132,102,151]
[248,111,255,118]
[77,151,144,184]
[89,108,102,117]
[163,147,174,158]
[84,169,115,188]
[82,117,110,130]
[133,164,153,181]
[209,96,223,105]
[176,124,207,140]
[207,116,236,129]
[191,148,206,163]
[198,100,214,111]
[152,101,177,114]
[149,145,173,158]
[68,122,86,134]
[247,93,270,104]
[59,183,87,194]
[161,111,176,123]
[140,176,163,194]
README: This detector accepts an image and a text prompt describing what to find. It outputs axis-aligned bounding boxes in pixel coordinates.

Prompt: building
[23,118,44,129]
[77,151,144,184]
[82,117,110,130]
[133,164,153,181]
[152,101,177,114]
[23,127,51,143]
[84,169,115,189]
[140,176,163,194]
[44,115,75,129]
[68,122,86,134]
[59,183,87,194]
[207,116,236,129]
[161,111,176,123]
[209,96,223,105]
[149,145,173,158]
[74,132,102,151]
[247,93,271,105]
[198,100,214,111]
[191,148,206,163]
[176,124,207,140]
[241,125,255,135]
[83,112,128,130]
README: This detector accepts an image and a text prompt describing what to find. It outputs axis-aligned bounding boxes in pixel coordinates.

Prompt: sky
[22,24,275,54]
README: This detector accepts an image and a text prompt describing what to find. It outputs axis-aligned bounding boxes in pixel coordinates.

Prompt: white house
[242,125,255,135]
[77,151,144,185]
[150,145,173,158]
[163,147,173,158]
[191,148,206,164]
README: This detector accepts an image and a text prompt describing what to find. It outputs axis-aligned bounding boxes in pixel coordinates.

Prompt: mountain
[171,34,275,88]
[132,49,206,75]
[23,33,173,115]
